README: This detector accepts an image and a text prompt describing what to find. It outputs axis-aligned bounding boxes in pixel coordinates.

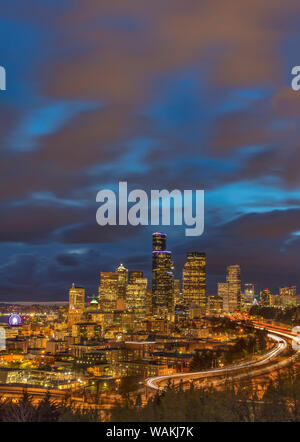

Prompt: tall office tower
[152,232,167,251]
[260,288,271,306]
[218,282,229,312]
[280,286,296,297]
[182,252,206,311]
[68,283,85,327]
[152,233,174,319]
[116,263,128,299]
[226,265,241,312]
[208,295,223,315]
[244,283,255,304]
[174,279,181,304]
[128,271,144,284]
[98,272,119,313]
[126,277,148,319]
[146,289,152,316]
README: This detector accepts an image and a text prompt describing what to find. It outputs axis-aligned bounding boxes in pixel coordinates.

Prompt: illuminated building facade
[260,288,272,306]
[152,232,167,251]
[244,283,255,304]
[152,233,174,319]
[280,286,296,297]
[146,289,152,315]
[128,271,143,284]
[208,295,223,315]
[222,265,241,312]
[98,272,119,313]
[126,277,148,319]
[280,294,300,307]
[218,282,229,306]
[182,252,206,311]
[174,279,181,304]
[68,283,85,327]
[116,263,128,299]
[86,296,99,312]
[71,322,102,339]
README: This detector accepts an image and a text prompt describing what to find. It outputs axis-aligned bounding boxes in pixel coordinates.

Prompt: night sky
[1,1,300,301]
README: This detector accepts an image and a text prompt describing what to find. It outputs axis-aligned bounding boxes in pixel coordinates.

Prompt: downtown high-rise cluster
[68,232,244,327]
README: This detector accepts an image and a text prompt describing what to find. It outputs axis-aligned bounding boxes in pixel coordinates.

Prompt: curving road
[146,326,296,391]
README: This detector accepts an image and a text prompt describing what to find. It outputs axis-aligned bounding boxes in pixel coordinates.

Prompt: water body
[0,301,68,306]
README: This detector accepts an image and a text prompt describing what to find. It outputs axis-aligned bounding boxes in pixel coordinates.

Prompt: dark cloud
[1,1,300,299]
[60,222,143,244]
[55,253,79,267]
[0,203,91,243]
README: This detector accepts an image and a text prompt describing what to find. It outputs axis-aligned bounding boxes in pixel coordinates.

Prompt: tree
[135,393,142,407]
[2,389,36,422]
[118,375,140,398]
[36,391,60,422]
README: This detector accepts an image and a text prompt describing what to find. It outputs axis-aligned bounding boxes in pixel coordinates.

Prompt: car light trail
[146,329,290,391]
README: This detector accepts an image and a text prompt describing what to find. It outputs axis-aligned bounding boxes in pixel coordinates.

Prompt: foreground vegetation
[0,391,99,422]
[250,305,300,325]
[111,368,300,422]
[2,365,300,421]
[190,327,268,371]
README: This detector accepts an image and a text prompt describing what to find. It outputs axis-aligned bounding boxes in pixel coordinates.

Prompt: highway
[146,323,298,391]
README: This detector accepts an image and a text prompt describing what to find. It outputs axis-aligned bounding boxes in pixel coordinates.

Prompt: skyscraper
[182,252,206,311]
[174,279,181,304]
[116,263,128,299]
[152,232,167,251]
[208,295,223,315]
[260,288,271,306]
[244,283,255,304]
[225,265,241,312]
[68,283,85,327]
[218,282,229,312]
[128,271,144,284]
[280,286,297,297]
[98,272,119,313]
[152,232,174,319]
[126,277,148,319]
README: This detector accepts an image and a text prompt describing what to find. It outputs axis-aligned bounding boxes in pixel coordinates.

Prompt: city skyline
[0,230,298,303]
[65,232,297,307]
